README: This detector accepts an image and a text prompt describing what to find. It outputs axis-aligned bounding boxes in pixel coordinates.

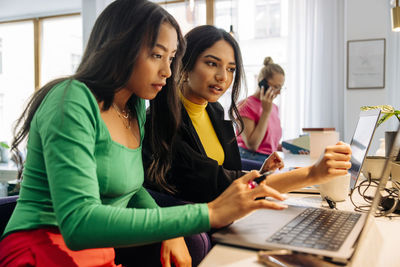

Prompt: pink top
[236,96,282,155]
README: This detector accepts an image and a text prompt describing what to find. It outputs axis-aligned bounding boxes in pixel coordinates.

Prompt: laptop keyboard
[267,208,361,251]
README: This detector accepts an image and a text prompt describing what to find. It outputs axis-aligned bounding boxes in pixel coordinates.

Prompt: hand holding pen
[208,171,288,229]
[248,170,274,189]
[248,170,289,203]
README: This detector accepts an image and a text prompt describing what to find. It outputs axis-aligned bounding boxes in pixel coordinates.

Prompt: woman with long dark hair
[0,2,288,267]
[144,25,251,202]
[144,25,352,204]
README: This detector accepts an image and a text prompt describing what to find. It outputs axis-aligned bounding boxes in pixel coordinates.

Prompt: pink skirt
[0,228,121,267]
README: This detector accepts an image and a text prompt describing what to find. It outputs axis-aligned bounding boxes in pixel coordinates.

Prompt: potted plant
[360,105,400,157]
[360,105,400,126]
[360,105,400,179]
[0,142,9,163]
[0,142,8,149]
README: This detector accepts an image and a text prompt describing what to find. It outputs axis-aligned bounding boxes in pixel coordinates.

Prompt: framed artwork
[347,38,386,89]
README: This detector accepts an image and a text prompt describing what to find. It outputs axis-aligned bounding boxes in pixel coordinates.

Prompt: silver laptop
[348,109,381,191]
[213,112,394,264]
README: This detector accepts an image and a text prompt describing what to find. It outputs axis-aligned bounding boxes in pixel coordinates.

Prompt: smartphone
[258,79,269,93]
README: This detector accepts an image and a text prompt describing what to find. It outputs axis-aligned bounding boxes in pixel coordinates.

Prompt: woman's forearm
[265,142,352,193]
[265,166,313,193]
[245,110,271,150]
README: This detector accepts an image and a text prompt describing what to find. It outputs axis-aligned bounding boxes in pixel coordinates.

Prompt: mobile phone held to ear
[258,79,269,93]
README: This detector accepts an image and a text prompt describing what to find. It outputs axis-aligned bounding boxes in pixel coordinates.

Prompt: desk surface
[200,192,400,267]
[281,153,316,168]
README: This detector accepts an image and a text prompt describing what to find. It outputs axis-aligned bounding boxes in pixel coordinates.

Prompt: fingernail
[279,204,288,209]
[281,194,289,200]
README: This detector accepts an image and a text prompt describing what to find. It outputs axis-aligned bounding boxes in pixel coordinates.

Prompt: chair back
[241,158,263,171]
[0,195,18,236]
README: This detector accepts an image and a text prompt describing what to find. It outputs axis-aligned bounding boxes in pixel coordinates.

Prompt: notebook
[213,111,393,264]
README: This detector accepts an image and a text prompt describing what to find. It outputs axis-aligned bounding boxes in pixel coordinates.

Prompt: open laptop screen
[349,109,381,191]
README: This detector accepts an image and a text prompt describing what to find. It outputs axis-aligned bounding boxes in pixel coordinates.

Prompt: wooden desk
[200,193,400,267]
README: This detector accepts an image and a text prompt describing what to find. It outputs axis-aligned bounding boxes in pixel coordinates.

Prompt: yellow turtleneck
[180,94,225,165]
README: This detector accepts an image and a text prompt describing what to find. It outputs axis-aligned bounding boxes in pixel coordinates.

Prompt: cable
[349,178,400,218]
[349,179,377,212]
[323,196,337,210]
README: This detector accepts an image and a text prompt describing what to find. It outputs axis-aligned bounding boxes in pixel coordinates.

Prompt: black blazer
[143,102,244,203]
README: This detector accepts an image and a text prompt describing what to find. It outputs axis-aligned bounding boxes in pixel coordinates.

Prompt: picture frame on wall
[347,38,386,89]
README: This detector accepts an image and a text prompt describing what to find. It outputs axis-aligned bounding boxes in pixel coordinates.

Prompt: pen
[248,171,274,189]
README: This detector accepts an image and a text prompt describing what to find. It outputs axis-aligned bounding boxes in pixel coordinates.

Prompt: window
[0,93,4,141]
[159,0,206,35]
[0,21,34,145]
[255,0,281,38]
[149,0,206,108]
[214,0,288,117]
[214,0,237,34]
[40,15,82,86]
[71,53,81,73]
[0,14,81,146]
[0,38,3,74]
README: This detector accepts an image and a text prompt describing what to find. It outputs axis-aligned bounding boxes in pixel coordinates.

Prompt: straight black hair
[11,0,184,180]
[180,25,246,134]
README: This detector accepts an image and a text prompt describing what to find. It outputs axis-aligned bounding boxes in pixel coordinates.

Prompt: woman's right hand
[260,87,277,113]
[308,141,352,185]
[207,171,288,229]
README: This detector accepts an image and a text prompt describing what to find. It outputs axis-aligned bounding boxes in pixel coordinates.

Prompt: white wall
[345,0,391,154]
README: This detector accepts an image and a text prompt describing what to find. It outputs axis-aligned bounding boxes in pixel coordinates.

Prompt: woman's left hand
[260,152,285,173]
[160,237,192,267]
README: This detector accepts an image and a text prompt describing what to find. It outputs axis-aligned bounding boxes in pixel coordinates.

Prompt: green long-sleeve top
[3,80,210,250]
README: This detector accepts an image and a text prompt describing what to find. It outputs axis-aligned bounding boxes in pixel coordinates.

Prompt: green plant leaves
[0,142,9,149]
[360,105,400,126]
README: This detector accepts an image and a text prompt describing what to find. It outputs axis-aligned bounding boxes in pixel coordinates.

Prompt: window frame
[0,13,80,90]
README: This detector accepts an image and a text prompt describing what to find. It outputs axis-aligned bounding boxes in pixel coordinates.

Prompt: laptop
[348,109,381,191]
[213,111,392,264]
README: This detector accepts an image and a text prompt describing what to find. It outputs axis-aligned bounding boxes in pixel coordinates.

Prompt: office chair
[241,158,263,171]
[0,195,18,236]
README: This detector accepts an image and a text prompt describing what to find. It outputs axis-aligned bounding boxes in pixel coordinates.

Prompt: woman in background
[236,57,284,162]
[144,26,352,205]
[0,2,287,267]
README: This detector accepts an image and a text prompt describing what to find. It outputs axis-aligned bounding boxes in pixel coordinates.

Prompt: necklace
[112,103,131,129]
[112,103,129,119]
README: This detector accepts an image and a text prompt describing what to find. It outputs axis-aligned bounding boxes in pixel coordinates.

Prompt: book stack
[281,135,310,154]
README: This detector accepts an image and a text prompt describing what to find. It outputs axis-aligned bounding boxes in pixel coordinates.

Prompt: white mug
[318,173,350,202]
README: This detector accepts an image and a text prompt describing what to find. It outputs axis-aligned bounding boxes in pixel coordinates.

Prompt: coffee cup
[302,129,339,159]
[318,173,350,202]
